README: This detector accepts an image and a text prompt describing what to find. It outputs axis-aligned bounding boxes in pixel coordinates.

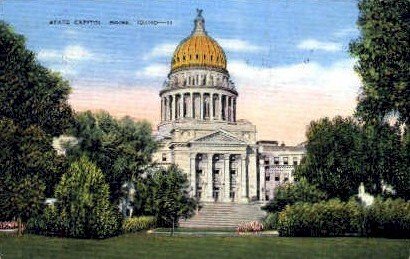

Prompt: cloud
[69,86,160,122]
[135,63,169,78]
[143,38,263,61]
[228,59,361,144]
[38,45,96,62]
[143,43,177,60]
[297,39,341,52]
[216,38,264,52]
[333,27,359,38]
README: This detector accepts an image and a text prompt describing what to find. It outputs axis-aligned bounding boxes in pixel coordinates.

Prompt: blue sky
[1,1,362,144]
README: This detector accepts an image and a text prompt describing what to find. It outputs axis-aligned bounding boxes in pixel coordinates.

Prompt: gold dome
[171,10,226,72]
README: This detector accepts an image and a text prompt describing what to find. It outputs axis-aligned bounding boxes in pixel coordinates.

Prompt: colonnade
[189,153,248,202]
[160,92,236,122]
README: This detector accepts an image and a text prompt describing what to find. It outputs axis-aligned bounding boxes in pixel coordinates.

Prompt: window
[284,177,289,182]
[162,153,167,162]
[265,166,269,172]
[275,176,280,181]
[283,157,289,165]
[197,169,203,175]
[265,194,270,201]
[293,157,298,165]
[265,174,270,181]
[274,157,279,165]
[196,54,199,59]
[214,170,220,175]
[264,158,269,165]
[230,170,236,175]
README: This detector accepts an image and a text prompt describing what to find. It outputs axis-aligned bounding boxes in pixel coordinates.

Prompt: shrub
[262,178,327,213]
[26,206,62,236]
[277,199,363,237]
[122,216,156,233]
[263,213,279,230]
[236,221,264,233]
[364,198,410,238]
[53,156,121,239]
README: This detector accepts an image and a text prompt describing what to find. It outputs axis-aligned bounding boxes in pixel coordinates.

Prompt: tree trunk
[17,217,22,236]
[171,218,175,237]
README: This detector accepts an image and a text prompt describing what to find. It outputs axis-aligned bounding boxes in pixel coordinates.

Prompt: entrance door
[212,169,221,202]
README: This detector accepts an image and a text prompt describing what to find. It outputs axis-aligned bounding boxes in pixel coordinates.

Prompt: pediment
[190,130,246,145]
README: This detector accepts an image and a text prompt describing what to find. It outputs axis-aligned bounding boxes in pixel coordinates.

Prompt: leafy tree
[0,175,45,235]
[147,165,197,231]
[350,0,409,125]
[361,122,403,196]
[262,178,327,213]
[295,116,364,200]
[0,21,74,134]
[0,21,73,226]
[67,111,157,203]
[54,156,121,238]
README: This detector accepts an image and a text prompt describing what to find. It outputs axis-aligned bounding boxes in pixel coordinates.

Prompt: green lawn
[0,233,408,259]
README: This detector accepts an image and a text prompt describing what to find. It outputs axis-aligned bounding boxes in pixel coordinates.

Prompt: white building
[154,10,305,204]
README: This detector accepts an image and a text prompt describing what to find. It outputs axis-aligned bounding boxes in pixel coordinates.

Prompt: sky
[2,0,362,145]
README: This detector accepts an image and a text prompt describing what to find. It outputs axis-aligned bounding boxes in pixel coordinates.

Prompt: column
[219,94,223,120]
[233,98,236,122]
[210,93,214,120]
[160,98,163,121]
[223,154,231,202]
[226,96,231,122]
[229,97,234,122]
[190,153,196,198]
[200,93,204,120]
[167,96,171,121]
[190,93,194,118]
[240,153,249,203]
[179,94,184,119]
[205,154,213,202]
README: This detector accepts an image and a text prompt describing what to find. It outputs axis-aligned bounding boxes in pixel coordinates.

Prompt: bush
[122,216,156,233]
[47,156,122,239]
[262,178,326,213]
[277,197,410,238]
[364,198,410,238]
[263,213,279,230]
[277,199,363,237]
[26,206,62,236]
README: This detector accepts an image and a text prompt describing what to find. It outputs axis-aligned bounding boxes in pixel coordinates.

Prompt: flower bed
[0,221,24,232]
[236,221,264,234]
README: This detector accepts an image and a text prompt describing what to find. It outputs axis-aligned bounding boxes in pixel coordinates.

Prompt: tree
[67,111,157,203]
[0,21,74,135]
[295,116,364,200]
[147,165,197,231]
[0,21,74,225]
[54,156,121,238]
[360,122,403,196]
[262,178,327,213]
[349,0,409,125]
[0,175,45,235]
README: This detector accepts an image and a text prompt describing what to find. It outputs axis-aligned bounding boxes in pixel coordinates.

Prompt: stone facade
[154,11,305,204]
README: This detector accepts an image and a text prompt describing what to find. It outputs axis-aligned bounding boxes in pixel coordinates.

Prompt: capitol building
[154,11,305,205]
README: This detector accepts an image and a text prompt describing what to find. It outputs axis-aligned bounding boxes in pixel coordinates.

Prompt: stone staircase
[179,202,267,229]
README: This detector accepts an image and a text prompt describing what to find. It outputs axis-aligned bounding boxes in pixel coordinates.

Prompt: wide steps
[179,202,266,229]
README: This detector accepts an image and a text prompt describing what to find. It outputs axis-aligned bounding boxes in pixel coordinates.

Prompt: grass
[0,233,408,259]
